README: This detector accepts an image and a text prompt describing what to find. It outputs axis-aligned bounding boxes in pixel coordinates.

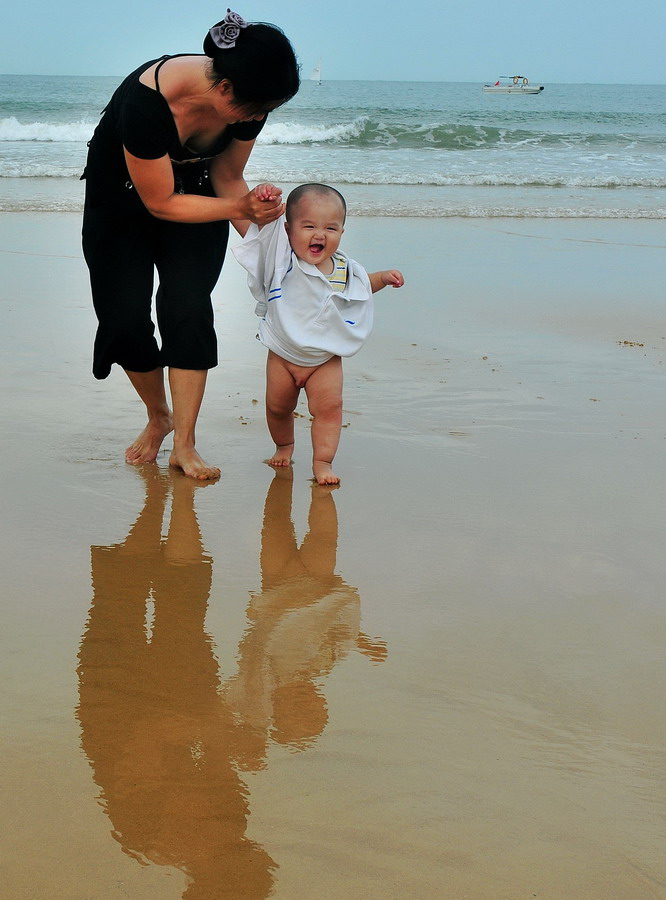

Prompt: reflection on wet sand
[224,469,387,769]
[77,468,274,899]
[76,467,385,898]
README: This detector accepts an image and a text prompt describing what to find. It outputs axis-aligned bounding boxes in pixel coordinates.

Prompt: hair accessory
[209,9,248,49]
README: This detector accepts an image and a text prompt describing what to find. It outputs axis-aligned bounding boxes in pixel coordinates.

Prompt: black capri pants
[82,164,228,380]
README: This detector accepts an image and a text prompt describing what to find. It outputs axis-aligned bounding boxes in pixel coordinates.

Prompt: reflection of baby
[223,469,387,769]
[234,182,404,484]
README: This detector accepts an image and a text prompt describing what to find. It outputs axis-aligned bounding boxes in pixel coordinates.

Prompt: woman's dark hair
[203,21,300,109]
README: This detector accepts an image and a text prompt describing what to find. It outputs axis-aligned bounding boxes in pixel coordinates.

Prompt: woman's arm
[210,139,283,236]
[123,140,282,226]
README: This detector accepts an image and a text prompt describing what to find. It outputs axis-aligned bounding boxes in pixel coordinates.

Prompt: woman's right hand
[238,186,284,225]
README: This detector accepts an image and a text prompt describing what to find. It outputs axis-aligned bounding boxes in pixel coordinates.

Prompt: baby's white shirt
[233,217,374,366]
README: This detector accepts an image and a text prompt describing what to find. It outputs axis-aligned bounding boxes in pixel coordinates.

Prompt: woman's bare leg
[124,368,173,464]
[265,351,300,467]
[305,356,343,485]
[167,368,220,480]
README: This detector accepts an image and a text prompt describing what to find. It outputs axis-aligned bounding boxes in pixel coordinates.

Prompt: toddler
[234,183,404,484]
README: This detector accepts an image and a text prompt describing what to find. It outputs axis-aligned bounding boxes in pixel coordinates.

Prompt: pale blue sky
[3,0,664,83]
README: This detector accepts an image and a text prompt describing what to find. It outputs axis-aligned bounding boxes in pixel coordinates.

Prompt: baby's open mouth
[310,242,324,253]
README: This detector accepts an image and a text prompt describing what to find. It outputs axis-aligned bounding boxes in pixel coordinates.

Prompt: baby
[234,182,404,485]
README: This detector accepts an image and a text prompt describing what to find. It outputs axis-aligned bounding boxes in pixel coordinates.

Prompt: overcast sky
[3,0,664,83]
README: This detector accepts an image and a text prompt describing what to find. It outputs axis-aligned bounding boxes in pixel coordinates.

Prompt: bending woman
[82,10,300,479]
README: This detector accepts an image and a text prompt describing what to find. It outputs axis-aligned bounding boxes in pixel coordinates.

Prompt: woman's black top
[83,54,266,205]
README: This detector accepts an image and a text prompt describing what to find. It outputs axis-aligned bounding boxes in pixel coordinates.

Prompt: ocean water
[1,73,665,217]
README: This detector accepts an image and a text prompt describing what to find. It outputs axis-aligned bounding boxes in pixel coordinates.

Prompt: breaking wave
[257,117,666,152]
[0,116,96,142]
[4,114,663,154]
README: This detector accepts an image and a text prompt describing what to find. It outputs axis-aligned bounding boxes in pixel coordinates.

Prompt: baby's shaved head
[285,183,347,223]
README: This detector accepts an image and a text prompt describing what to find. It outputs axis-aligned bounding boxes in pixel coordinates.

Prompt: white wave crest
[257,117,369,145]
[244,162,666,189]
[0,163,83,177]
[0,117,96,142]
[348,206,666,219]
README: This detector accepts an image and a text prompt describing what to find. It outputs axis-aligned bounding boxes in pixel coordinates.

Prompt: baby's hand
[253,182,283,203]
[382,269,405,288]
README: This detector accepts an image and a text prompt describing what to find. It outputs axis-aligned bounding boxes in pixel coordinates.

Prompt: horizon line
[1,73,665,87]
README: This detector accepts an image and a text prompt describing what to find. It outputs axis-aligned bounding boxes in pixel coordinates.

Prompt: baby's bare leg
[265,351,300,466]
[304,356,343,485]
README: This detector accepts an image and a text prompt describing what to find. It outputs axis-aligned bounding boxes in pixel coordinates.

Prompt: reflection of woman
[225,470,387,769]
[81,10,299,480]
[77,469,276,899]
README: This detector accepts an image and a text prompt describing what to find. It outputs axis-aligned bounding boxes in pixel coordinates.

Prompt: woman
[82,10,300,479]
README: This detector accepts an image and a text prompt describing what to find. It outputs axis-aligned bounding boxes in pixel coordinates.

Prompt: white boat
[483,75,544,94]
[311,61,322,86]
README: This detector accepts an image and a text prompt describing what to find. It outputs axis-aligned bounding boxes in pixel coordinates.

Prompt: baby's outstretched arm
[368,269,405,293]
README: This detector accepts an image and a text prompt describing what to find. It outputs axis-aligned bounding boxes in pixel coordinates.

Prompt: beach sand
[2,212,666,899]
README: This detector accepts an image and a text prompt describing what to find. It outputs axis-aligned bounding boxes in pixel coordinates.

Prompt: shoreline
[2,178,666,219]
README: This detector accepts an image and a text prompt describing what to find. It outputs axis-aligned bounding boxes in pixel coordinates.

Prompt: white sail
[310,61,322,85]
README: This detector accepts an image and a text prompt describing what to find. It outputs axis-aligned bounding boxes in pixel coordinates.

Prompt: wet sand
[2,212,666,898]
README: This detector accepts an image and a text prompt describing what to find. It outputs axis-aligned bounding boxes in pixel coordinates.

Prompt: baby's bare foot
[169,446,220,481]
[267,443,294,467]
[125,413,173,464]
[313,460,340,485]
[267,464,294,483]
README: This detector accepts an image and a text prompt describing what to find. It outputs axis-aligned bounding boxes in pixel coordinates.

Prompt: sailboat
[310,60,322,86]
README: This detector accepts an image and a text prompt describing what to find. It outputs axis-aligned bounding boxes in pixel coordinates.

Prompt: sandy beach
[2,211,666,899]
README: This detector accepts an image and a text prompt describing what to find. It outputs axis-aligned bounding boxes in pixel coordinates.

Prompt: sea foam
[0,116,96,143]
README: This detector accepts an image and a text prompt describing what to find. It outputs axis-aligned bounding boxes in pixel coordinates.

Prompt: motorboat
[483,76,544,94]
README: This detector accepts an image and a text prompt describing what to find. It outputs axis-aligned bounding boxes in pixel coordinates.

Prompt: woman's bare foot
[125,413,173,464]
[313,460,340,485]
[267,442,294,467]
[169,445,220,481]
